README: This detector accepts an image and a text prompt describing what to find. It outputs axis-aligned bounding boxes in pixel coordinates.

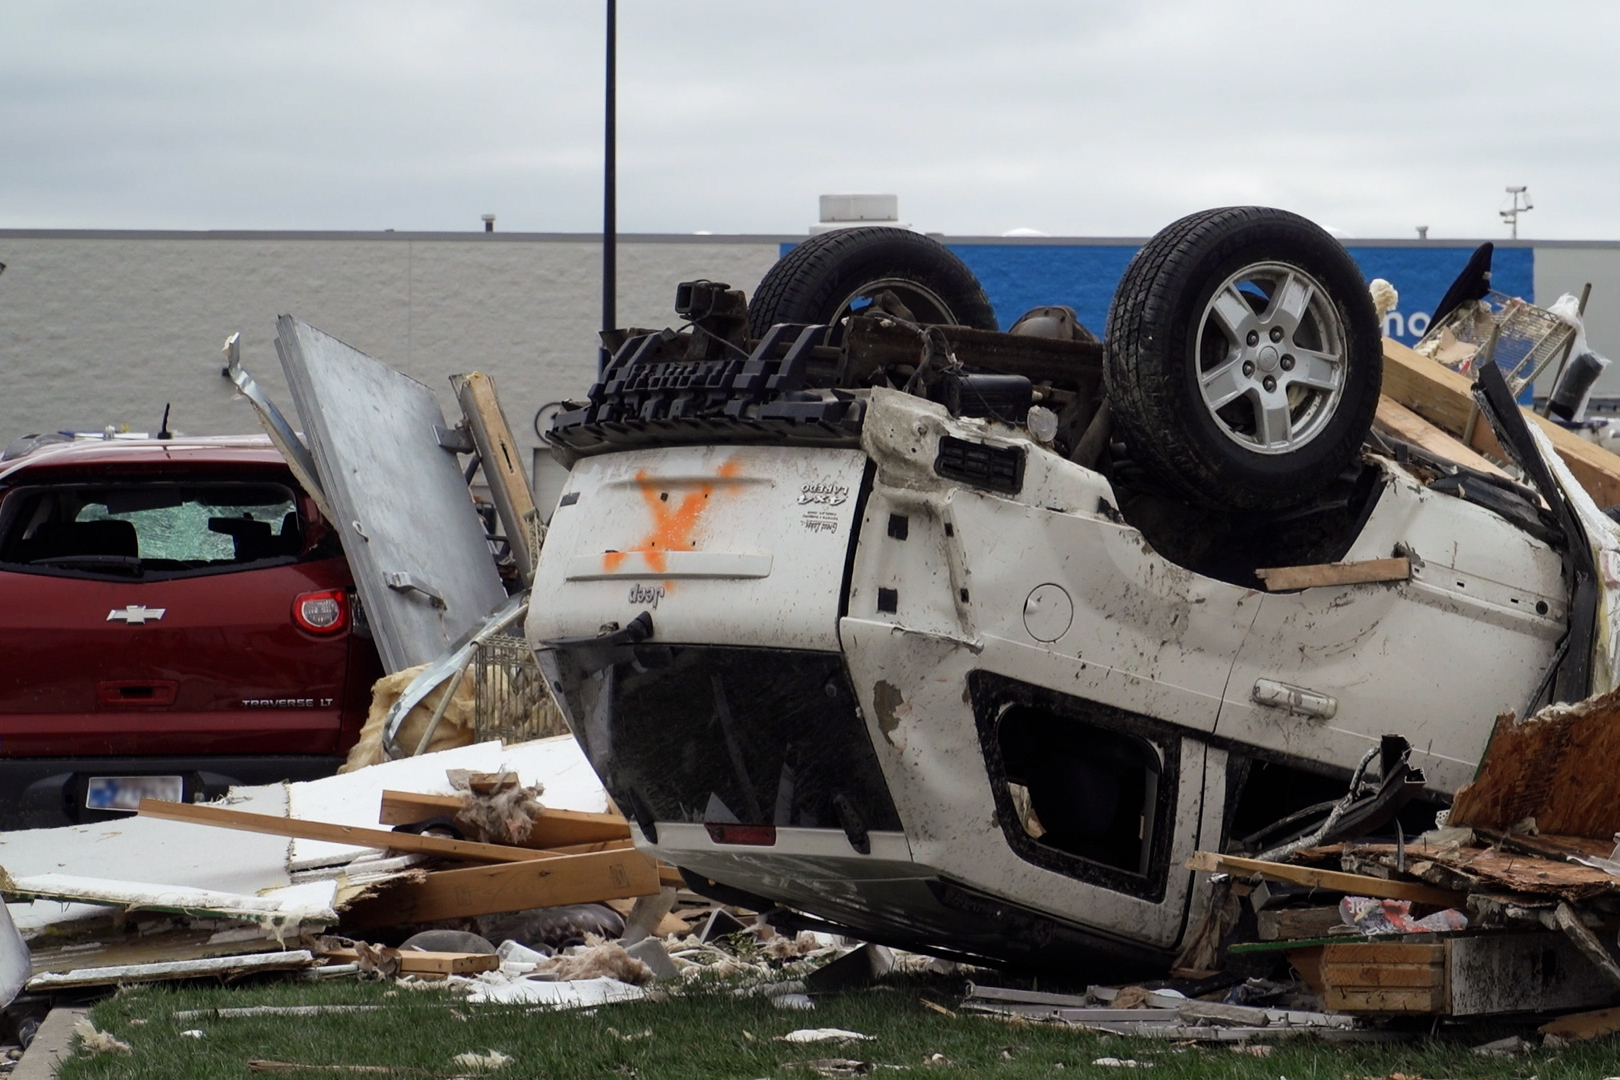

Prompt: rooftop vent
[811,194,912,235]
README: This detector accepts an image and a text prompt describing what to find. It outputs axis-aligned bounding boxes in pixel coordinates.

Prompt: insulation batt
[341,665,478,772]
[1368,278,1399,321]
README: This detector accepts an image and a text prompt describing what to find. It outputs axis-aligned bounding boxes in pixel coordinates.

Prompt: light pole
[1500,186,1532,240]
[601,0,617,375]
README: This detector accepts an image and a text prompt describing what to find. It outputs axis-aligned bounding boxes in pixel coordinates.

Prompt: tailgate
[528,445,868,651]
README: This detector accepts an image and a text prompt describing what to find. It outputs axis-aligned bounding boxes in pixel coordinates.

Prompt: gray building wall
[6,230,1620,475]
[0,231,786,459]
[1535,243,1620,390]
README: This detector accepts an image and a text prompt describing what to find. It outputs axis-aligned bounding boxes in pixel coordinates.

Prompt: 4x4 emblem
[107,605,166,624]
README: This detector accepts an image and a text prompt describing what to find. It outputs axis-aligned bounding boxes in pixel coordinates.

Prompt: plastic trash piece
[1547,292,1611,422]
[1339,895,1467,934]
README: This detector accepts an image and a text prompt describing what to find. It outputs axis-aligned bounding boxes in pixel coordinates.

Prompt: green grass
[56,974,1620,1080]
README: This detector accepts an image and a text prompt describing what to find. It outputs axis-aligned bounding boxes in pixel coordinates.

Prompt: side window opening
[0,481,311,580]
[997,705,1162,877]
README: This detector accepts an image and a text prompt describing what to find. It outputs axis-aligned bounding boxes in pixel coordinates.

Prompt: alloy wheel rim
[1194,261,1348,454]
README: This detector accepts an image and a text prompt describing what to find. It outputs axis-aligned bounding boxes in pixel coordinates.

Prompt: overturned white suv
[528,208,1596,975]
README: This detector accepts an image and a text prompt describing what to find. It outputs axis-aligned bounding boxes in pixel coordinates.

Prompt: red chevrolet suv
[0,434,381,828]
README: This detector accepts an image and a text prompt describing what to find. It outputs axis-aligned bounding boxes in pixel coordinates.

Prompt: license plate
[86,775,184,812]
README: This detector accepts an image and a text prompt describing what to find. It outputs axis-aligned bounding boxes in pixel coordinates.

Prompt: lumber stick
[1254,556,1410,592]
[377,790,631,846]
[1185,851,1467,907]
[340,848,661,927]
[1382,336,1620,508]
[453,371,542,586]
[1373,395,1510,478]
[317,947,498,976]
[137,799,554,864]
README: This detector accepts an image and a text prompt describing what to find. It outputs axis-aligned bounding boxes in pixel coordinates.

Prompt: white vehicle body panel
[1217,468,1566,793]
[528,445,867,652]
[528,386,1567,970]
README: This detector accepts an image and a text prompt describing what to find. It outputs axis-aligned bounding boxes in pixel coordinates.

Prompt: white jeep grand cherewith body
[528,209,1592,975]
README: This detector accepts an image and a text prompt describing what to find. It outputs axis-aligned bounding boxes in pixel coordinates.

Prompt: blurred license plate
[86,775,183,811]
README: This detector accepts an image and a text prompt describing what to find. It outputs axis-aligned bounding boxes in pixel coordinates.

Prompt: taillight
[293,589,347,634]
[704,823,777,846]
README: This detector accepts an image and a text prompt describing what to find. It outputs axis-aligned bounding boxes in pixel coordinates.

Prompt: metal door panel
[275,317,506,671]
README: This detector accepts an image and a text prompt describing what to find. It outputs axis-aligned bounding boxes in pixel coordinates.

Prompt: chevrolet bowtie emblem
[107,605,166,624]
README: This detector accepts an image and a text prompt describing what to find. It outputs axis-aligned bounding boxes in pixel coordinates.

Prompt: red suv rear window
[0,480,327,580]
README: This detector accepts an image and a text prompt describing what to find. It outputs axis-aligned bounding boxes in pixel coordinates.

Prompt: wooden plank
[1540,1005,1620,1040]
[1254,556,1410,592]
[1323,962,1444,988]
[453,371,542,586]
[318,948,497,975]
[340,847,661,928]
[377,790,632,847]
[1323,987,1444,1014]
[1322,942,1445,963]
[1382,336,1620,508]
[1373,395,1510,477]
[1257,906,1344,941]
[138,799,549,864]
[1186,851,1467,907]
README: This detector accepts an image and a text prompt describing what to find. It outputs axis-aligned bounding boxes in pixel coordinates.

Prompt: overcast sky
[3,1,1618,239]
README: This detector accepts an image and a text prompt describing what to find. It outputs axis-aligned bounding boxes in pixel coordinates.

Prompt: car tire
[747,226,999,338]
[1104,206,1381,510]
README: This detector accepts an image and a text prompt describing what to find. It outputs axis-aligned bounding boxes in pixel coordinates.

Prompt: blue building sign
[940,243,1531,346]
[780,238,1534,346]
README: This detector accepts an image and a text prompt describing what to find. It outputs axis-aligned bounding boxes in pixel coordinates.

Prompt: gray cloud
[3,0,1617,238]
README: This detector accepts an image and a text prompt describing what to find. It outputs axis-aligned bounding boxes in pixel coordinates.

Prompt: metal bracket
[434,423,476,454]
[383,571,446,609]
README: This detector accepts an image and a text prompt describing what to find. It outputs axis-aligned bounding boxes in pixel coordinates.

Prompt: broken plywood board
[0,781,293,936]
[1342,840,1620,903]
[1373,395,1511,478]
[288,736,609,869]
[1255,556,1410,592]
[341,848,661,928]
[137,799,550,863]
[1449,687,1620,841]
[1382,336,1620,508]
[1186,851,1467,906]
[27,949,315,990]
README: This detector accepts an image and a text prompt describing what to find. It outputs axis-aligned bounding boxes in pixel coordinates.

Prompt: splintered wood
[1448,687,1620,841]
[1341,840,1620,903]
[1381,336,1620,507]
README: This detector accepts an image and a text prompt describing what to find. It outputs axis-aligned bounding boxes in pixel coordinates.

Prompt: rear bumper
[0,755,344,829]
